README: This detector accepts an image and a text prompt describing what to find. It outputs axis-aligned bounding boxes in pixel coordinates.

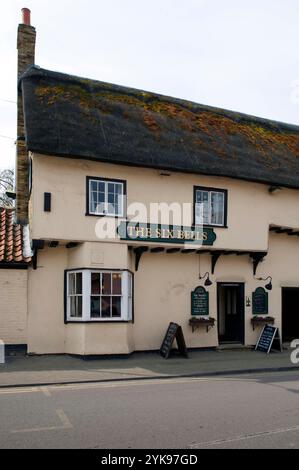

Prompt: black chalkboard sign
[252,287,268,315]
[191,286,209,316]
[160,322,188,359]
[255,325,282,354]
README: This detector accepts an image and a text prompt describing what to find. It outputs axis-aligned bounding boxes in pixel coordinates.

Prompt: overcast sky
[1,0,298,170]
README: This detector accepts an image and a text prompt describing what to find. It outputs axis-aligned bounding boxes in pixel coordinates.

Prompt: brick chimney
[16,8,36,223]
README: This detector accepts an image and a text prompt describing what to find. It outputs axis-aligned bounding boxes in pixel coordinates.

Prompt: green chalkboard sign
[252,287,268,315]
[191,286,209,316]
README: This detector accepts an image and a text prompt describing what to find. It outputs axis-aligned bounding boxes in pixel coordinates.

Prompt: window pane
[108,192,114,204]
[69,273,76,295]
[91,296,101,318]
[111,297,121,317]
[90,191,97,213]
[211,192,224,225]
[90,180,97,192]
[108,183,115,194]
[98,192,105,203]
[115,183,123,194]
[99,182,105,193]
[116,196,122,216]
[70,296,82,318]
[112,273,122,295]
[102,273,111,295]
[76,296,82,317]
[70,296,76,316]
[101,296,111,317]
[91,273,101,294]
[107,188,116,214]
[196,190,209,224]
[76,273,82,295]
[128,273,132,296]
[116,184,123,216]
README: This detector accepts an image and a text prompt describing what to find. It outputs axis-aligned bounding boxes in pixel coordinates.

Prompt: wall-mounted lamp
[199,272,212,286]
[257,276,272,291]
[246,297,251,307]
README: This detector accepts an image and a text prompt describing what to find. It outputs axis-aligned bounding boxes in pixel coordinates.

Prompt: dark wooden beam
[250,252,267,276]
[275,228,293,234]
[150,247,165,253]
[181,249,197,254]
[32,239,45,250]
[66,242,79,249]
[134,246,148,271]
[166,248,181,253]
[211,251,222,274]
[48,241,59,248]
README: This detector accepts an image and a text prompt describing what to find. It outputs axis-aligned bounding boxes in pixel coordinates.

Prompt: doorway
[281,288,299,342]
[217,283,245,344]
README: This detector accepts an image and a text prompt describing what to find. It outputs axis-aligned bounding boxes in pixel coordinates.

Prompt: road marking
[40,386,51,397]
[0,387,40,395]
[0,376,264,396]
[10,409,73,434]
[189,424,299,448]
[56,409,73,428]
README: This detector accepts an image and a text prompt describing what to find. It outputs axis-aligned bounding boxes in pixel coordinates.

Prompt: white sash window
[88,178,125,217]
[195,187,227,227]
[66,270,133,322]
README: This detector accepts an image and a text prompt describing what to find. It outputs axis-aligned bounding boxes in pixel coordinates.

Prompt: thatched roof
[20,66,299,189]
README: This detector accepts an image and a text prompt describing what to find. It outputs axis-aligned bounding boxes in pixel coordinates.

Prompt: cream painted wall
[27,232,299,354]
[26,153,299,354]
[67,241,132,270]
[27,247,67,354]
[0,269,28,344]
[29,154,299,252]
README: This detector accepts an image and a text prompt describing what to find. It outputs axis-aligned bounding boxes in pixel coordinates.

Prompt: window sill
[65,320,132,324]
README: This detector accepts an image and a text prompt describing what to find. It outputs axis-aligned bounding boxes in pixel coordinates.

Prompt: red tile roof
[0,208,31,264]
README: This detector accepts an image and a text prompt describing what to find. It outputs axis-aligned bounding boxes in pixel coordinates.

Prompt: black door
[282,288,299,342]
[218,283,245,343]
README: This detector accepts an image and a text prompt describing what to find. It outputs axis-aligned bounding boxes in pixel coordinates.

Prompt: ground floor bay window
[66,270,133,322]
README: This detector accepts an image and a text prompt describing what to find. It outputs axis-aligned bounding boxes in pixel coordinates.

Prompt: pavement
[0,346,298,388]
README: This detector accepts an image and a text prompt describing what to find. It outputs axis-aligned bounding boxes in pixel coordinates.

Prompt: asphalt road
[0,371,298,449]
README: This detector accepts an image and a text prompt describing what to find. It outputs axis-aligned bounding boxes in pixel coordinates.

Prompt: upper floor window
[86,177,126,217]
[66,269,133,322]
[194,186,227,227]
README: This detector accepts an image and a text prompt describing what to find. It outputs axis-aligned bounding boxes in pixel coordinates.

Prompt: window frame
[67,271,84,321]
[86,176,127,218]
[193,186,228,228]
[65,268,134,323]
